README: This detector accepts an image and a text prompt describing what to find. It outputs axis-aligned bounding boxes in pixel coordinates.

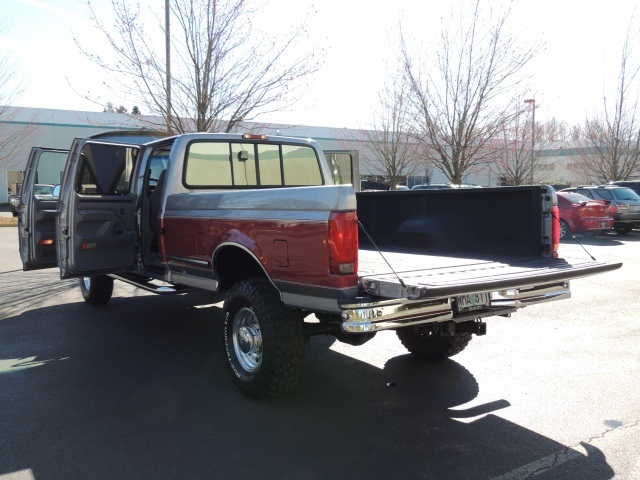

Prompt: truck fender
[212,232,274,293]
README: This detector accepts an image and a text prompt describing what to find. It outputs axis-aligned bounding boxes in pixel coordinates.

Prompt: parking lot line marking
[0,469,36,480]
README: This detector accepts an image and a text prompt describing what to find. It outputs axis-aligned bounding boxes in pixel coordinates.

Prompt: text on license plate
[456,292,491,312]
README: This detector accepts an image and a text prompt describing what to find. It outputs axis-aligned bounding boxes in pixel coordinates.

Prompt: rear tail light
[551,205,560,258]
[608,204,618,215]
[328,211,358,275]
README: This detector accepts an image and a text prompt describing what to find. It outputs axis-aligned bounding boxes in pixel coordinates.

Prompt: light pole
[524,98,535,184]
[165,0,172,132]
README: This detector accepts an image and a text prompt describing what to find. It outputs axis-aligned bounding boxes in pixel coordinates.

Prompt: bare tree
[357,78,425,189]
[539,117,569,142]
[570,124,582,141]
[76,0,322,133]
[575,23,640,182]
[0,22,37,172]
[489,109,534,185]
[400,1,541,184]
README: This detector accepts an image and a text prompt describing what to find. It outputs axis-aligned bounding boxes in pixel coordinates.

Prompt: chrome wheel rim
[560,222,568,239]
[232,307,263,373]
[82,277,91,291]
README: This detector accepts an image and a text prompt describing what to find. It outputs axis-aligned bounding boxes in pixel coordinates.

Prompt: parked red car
[556,191,614,239]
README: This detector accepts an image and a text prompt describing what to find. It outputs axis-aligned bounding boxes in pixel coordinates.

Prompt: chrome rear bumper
[339,281,570,333]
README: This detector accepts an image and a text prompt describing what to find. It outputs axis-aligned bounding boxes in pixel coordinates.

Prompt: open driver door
[57,140,139,278]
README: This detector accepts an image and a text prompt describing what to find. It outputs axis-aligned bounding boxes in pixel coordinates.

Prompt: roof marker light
[242,134,267,140]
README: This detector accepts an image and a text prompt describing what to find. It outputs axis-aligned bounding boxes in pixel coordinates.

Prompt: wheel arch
[213,242,272,293]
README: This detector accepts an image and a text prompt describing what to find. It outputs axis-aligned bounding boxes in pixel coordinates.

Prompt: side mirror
[52,185,61,197]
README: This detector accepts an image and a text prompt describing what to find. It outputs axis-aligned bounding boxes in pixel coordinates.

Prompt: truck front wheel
[223,279,305,398]
[80,275,114,305]
[397,330,472,360]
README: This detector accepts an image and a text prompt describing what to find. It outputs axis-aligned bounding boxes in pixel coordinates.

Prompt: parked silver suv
[560,185,640,234]
[609,180,640,197]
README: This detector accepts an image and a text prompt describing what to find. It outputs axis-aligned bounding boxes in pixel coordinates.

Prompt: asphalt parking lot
[0,226,639,480]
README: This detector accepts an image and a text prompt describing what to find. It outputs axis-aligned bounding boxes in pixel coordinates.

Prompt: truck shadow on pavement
[0,290,615,480]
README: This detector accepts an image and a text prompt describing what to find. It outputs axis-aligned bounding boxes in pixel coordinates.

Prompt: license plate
[601,222,608,228]
[456,292,491,312]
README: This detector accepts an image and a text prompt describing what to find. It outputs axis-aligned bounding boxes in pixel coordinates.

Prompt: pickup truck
[18,131,621,398]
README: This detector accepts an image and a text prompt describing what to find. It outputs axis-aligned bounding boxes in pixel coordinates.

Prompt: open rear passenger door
[19,147,69,270]
[57,140,140,278]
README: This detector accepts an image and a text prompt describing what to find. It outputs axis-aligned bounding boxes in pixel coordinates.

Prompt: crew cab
[19,131,622,398]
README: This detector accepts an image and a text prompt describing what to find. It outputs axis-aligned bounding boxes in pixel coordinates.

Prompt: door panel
[58,141,139,277]
[19,147,69,271]
[28,198,58,266]
[68,194,136,273]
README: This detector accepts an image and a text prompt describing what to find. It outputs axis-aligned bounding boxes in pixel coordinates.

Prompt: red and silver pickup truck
[18,131,621,398]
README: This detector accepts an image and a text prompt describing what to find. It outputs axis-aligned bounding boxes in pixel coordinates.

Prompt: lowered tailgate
[358,250,622,299]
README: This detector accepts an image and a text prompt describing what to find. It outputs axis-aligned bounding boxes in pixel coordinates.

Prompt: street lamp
[524,99,535,184]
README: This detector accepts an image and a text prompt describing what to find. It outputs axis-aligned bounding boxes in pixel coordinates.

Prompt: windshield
[34,184,54,195]
[611,187,640,201]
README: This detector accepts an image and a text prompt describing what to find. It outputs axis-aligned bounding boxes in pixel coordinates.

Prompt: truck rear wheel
[397,330,472,360]
[223,279,305,398]
[80,275,114,305]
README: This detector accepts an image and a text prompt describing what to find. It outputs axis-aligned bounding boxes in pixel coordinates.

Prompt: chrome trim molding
[166,254,210,266]
[168,271,219,292]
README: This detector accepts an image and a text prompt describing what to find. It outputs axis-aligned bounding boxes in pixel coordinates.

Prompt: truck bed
[355,186,621,299]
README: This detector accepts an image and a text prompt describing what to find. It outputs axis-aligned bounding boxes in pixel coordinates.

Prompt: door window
[575,189,593,199]
[325,152,354,185]
[36,151,68,188]
[76,143,139,194]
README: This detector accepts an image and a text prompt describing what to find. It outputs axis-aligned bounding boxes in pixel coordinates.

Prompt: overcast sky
[2,0,639,129]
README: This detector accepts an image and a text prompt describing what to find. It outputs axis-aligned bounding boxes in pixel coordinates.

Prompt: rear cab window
[183,140,324,188]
